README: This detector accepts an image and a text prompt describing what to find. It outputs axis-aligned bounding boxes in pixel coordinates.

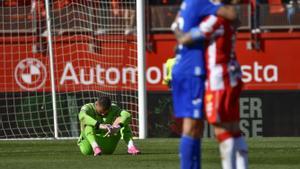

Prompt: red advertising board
[147,33,300,91]
[1,33,300,92]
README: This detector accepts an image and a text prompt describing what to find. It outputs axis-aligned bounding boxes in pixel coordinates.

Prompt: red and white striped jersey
[200,15,242,91]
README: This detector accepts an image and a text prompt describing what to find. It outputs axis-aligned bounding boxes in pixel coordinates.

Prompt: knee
[214,122,241,135]
[123,114,132,125]
[182,119,204,138]
[80,146,93,156]
[79,142,93,156]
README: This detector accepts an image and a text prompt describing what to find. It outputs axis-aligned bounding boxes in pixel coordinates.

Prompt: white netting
[0,0,138,139]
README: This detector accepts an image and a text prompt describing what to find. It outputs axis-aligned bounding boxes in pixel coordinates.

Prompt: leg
[97,133,121,154]
[119,122,141,155]
[83,125,121,155]
[206,82,248,169]
[84,126,97,146]
[215,122,240,169]
[112,116,133,144]
[120,124,133,145]
[172,75,205,169]
[83,126,101,156]
[113,116,135,147]
[214,122,248,169]
[78,138,93,156]
[180,118,204,169]
[182,118,203,138]
[235,136,248,169]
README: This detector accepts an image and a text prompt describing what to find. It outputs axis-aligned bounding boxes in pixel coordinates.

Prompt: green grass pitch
[0,138,300,169]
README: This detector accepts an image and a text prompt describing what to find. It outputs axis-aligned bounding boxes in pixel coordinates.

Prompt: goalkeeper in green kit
[77,96,140,156]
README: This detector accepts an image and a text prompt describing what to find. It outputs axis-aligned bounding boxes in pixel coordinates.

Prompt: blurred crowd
[0,0,136,34]
[0,0,299,35]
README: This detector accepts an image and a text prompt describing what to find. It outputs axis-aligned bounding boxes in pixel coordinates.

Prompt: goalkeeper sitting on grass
[77,96,140,156]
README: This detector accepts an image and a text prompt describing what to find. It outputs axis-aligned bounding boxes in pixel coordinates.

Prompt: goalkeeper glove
[189,27,205,41]
[162,58,176,88]
[98,123,113,136]
[110,125,121,135]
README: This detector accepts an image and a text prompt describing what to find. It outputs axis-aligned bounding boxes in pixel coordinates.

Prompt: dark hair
[97,96,111,110]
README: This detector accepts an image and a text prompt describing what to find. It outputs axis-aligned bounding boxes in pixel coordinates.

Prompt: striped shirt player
[173,10,249,169]
[200,15,243,124]
[199,14,249,169]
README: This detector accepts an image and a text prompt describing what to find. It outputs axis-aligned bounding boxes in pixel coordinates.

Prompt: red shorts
[204,80,243,124]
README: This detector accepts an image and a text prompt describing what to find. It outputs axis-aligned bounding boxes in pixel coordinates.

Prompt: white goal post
[0,0,147,139]
[136,0,147,139]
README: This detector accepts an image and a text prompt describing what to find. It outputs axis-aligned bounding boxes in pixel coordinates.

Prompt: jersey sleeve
[180,2,199,32]
[179,0,222,33]
[200,0,222,16]
[78,105,98,127]
[110,104,132,125]
[120,110,132,125]
[199,15,224,39]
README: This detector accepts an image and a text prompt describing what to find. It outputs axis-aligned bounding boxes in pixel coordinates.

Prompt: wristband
[95,121,101,128]
[190,27,205,41]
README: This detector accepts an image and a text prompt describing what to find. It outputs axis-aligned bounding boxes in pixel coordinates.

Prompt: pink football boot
[93,147,102,156]
[127,145,141,155]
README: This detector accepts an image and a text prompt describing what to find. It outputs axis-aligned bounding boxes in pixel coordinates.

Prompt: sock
[217,132,238,169]
[91,141,99,149]
[192,138,201,169]
[235,136,248,169]
[127,139,134,148]
[180,135,201,169]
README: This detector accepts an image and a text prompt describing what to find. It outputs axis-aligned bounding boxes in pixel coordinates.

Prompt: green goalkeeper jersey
[78,103,131,132]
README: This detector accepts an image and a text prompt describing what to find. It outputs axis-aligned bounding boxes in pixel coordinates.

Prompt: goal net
[0,0,140,139]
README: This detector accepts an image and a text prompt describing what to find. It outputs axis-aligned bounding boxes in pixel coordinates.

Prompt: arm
[110,109,132,135]
[78,107,110,130]
[78,111,98,127]
[119,110,132,126]
[109,104,132,126]
[112,109,132,126]
[173,27,195,45]
[200,0,237,21]
[171,11,202,44]
[171,0,225,44]
[202,2,240,29]
[216,5,237,21]
[173,15,223,45]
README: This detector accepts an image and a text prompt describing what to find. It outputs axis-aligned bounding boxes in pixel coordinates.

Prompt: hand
[99,124,111,130]
[170,22,179,32]
[110,125,121,135]
[99,124,112,137]
[228,59,242,79]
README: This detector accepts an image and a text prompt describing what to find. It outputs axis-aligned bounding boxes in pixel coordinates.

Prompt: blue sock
[192,138,201,169]
[180,135,201,169]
